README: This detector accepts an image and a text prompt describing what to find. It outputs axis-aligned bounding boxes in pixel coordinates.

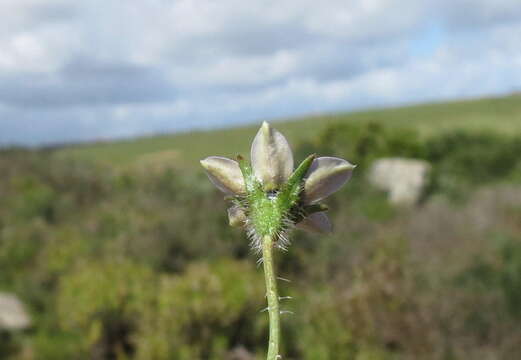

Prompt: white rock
[369,158,431,206]
[0,292,31,331]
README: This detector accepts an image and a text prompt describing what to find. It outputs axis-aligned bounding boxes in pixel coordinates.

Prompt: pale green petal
[250,121,294,190]
[303,157,355,204]
[200,156,246,195]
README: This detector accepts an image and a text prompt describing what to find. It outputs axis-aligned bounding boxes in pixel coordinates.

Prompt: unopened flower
[200,121,355,250]
[201,121,355,359]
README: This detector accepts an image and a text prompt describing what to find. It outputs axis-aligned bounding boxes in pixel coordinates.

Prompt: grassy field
[58,93,521,169]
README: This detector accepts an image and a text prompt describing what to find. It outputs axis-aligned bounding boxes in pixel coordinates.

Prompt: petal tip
[200,158,209,167]
[260,121,271,137]
[337,163,356,174]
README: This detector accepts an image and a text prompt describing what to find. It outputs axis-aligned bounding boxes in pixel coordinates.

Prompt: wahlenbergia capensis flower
[200,121,355,360]
[201,121,355,246]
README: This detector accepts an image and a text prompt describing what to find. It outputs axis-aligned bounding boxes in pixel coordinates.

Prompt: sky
[1,0,521,146]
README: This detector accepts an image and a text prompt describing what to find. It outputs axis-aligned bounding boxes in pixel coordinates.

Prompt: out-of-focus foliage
[1,121,521,359]
[136,260,266,360]
[296,122,521,200]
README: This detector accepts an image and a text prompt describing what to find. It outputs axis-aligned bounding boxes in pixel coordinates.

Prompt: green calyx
[237,154,318,237]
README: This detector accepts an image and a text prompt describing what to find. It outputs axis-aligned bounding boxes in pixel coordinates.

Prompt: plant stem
[262,234,281,360]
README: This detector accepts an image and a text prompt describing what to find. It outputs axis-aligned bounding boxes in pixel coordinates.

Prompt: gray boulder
[0,292,31,331]
[369,158,431,206]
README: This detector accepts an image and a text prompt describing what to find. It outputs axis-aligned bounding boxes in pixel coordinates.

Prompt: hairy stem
[262,234,281,360]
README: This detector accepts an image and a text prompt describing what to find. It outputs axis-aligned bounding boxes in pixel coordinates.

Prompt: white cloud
[0,0,520,145]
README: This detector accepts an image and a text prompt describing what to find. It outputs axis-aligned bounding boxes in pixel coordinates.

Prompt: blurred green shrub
[57,259,155,359]
[297,123,521,200]
[11,177,57,222]
[457,234,521,319]
[55,258,266,360]
[1,124,521,359]
[136,260,265,360]
[425,132,521,182]
[296,122,424,170]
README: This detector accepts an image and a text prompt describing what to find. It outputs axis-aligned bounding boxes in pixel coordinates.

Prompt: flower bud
[200,156,246,195]
[251,121,294,190]
[228,206,247,227]
[303,157,355,204]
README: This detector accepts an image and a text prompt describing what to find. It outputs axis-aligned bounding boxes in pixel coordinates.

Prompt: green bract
[201,121,355,250]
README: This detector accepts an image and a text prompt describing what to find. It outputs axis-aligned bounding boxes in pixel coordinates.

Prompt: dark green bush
[297,123,521,200]
[295,122,424,171]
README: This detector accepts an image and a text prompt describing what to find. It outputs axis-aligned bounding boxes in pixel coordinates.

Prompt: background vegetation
[1,94,521,359]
